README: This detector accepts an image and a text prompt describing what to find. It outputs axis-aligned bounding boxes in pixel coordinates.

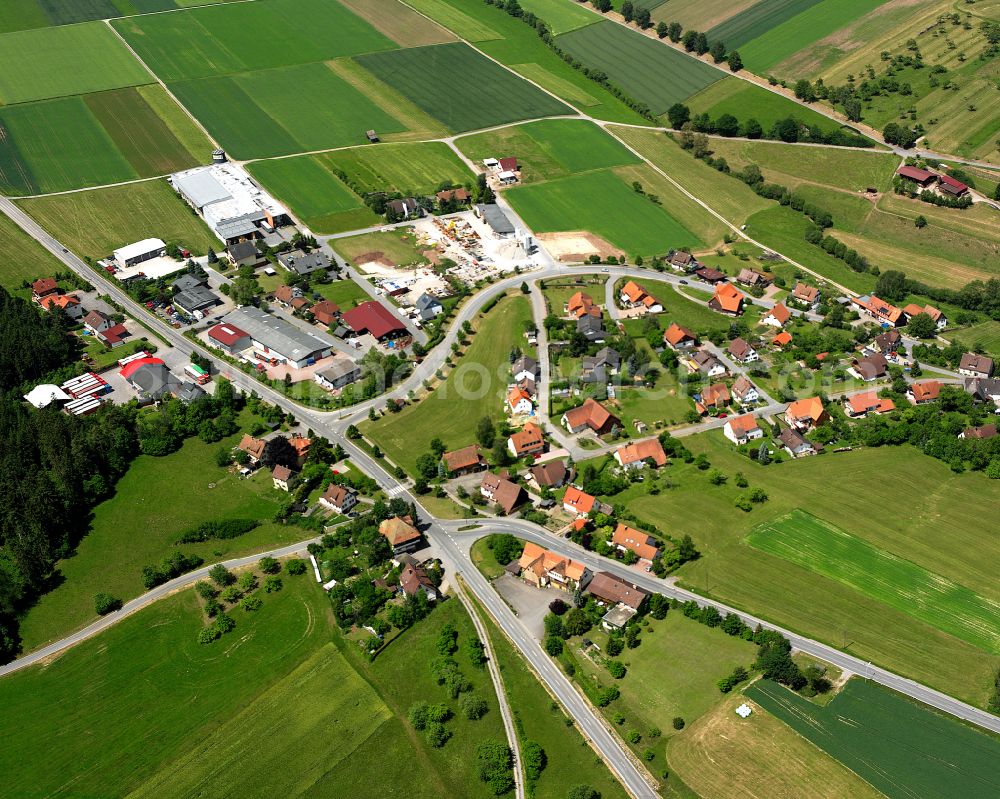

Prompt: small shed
[366,129,379,143]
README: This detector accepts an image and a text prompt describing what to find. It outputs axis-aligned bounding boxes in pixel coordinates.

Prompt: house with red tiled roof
[852,295,904,327]
[562,485,596,517]
[843,391,896,418]
[727,337,758,363]
[772,331,793,348]
[507,386,534,415]
[700,382,731,410]
[517,542,590,590]
[663,323,697,350]
[614,438,667,470]
[731,375,759,406]
[379,516,422,553]
[39,293,82,319]
[508,422,545,458]
[709,283,745,316]
[612,523,661,561]
[309,299,340,327]
[237,434,266,464]
[480,473,527,515]
[791,283,820,309]
[619,281,662,313]
[762,303,790,327]
[319,483,357,514]
[723,413,763,445]
[31,277,59,300]
[561,398,620,435]
[342,301,407,341]
[785,397,828,431]
[442,445,485,476]
[907,380,941,405]
[566,291,600,319]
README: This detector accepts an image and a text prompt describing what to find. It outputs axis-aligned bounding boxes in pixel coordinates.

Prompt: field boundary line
[103,19,220,151]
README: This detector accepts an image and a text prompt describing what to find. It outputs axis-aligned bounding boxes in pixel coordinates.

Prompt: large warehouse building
[221,307,334,368]
[170,163,290,245]
[114,238,166,269]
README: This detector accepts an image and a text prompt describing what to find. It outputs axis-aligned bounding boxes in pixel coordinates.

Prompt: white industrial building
[222,306,333,368]
[114,238,166,269]
[170,163,290,245]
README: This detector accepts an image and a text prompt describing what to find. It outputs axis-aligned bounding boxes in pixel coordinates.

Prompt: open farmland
[319,141,472,196]
[169,62,408,159]
[683,79,853,136]
[456,119,641,184]
[0,212,63,290]
[506,169,701,256]
[0,97,138,195]
[517,0,600,35]
[0,21,151,104]
[652,0,759,30]
[951,320,1000,358]
[247,156,377,235]
[605,435,1000,706]
[0,0,245,32]
[18,178,219,261]
[705,0,822,51]
[748,679,1000,799]
[337,0,457,47]
[735,0,889,74]
[556,20,722,115]
[112,0,396,81]
[364,294,532,473]
[355,42,571,132]
[748,509,1000,653]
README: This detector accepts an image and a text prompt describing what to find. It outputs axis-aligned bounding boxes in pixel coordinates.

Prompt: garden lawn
[0,21,151,104]
[456,119,640,184]
[951,321,1000,358]
[669,693,885,799]
[748,510,1000,654]
[247,156,376,235]
[748,679,1000,799]
[608,125,771,225]
[703,138,897,192]
[19,179,218,260]
[613,382,692,430]
[0,578,337,797]
[555,20,722,116]
[609,433,1000,707]
[363,294,532,474]
[0,211,63,290]
[0,96,138,195]
[505,170,701,256]
[112,0,396,81]
[169,61,409,160]
[16,430,291,653]
[354,42,572,133]
[736,0,889,75]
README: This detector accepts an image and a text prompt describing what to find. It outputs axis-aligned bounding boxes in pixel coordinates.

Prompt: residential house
[965,377,1000,407]
[843,390,895,418]
[387,198,423,219]
[938,173,969,197]
[414,293,443,321]
[907,380,941,405]
[379,516,422,554]
[507,386,534,416]
[517,542,590,591]
[566,291,600,319]
[727,337,759,363]
[785,396,828,431]
[777,427,816,458]
[39,293,82,319]
[761,303,791,328]
[586,570,649,611]
[576,314,605,342]
[271,464,295,492]
[508,422,545,458]
[620,281,662,313]
[561,398,620,435]
[772,331,793,348]
[736,268,774,289]
[903,303,947,330]
[612,523,661,562]
[791,283,819,309]
[690,350,726,378]
[723,413,763,445]
[695,267,726,283]
[435,187,471,206]
[663,323,697,350]
[480,473,527,515]
[849,353,888,382]
[227,240,262,268]
[310,299,340,327]
[319,484,358,515]
[852,295,904,327]
[31,277,59,301]
[274,284,307,310]
[562,485,596,517]
[960,424,998,440]
[314,359,362,391]
[874,329,902,355]
[700,382,731,411]
[238,434,266,464]
[667,250,699,271]
[580,347,619,383]
[531,460,568,489]
[443,445,485,477]
[512,355,539,383]
[959,353,994,379]
[731,375,759,406]
[709,283,745,316]
[98,323,130,348]
[83,309,112,334]
[614,438,668,470]
[399,560,438,601]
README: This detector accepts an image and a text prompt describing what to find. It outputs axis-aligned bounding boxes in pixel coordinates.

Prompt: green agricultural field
[355,42,571,133]
[705,0,822,51]
[473,601,630,799]
[135,83,215,163]
[0,212,64,290]
[517,0,600,35]
[0,96,138,195]
[403,0,650,125]
[506,169,701,256]
[321,141,473,196]
[951,321,1000,358]
[364,294,532,473]
[0,0,49,33]
[456,119,640,184]
[684,78,859,135]
[556,21,722,115]
[0,21,151,104]
[19,179,218,260]
[736,0,888,74]
[170,61,409,160]
[16,429,292,653]
[337,0,458,47]
[651,0,758,30]
[703,138,898,191]
[609,125,771,225]
[247,156,377,235]
[748,510,1000,653]
[748,679,1000,799]
[112,0,396,81]
[608,435,1000,706]
[0,0,244,32]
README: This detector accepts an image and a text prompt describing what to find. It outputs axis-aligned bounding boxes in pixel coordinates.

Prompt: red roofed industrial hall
[341,301,407,341]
